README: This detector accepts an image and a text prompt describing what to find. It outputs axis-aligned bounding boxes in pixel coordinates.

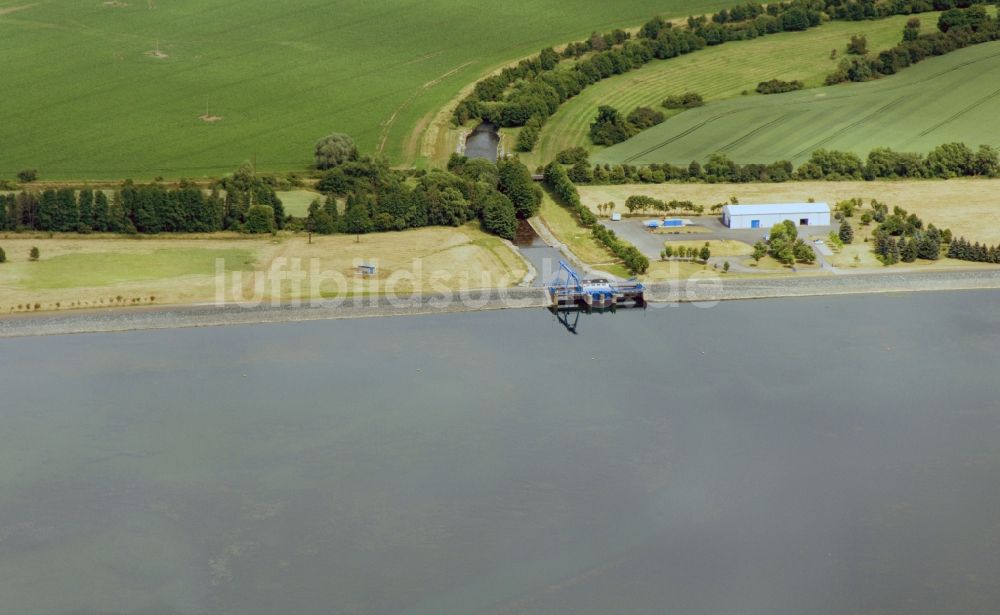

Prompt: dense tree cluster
[0,166,285,234]
[825,6,1000,83]
[305,154,531,241]
[662,92,705,109]
[562,143,998,186]
[589,105,665,145]
[765,220,816,265]
[453,0,828,147]
[589,106,639,145]
[755,78,804,94]
[627,106,666,129]
[870,203,945,264]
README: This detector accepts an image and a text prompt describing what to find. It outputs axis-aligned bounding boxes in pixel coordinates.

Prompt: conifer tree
[839,218,854,244]
[78,188,94,231]
[93,190,110,232]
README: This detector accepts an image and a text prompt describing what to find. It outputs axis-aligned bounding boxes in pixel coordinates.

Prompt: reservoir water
[464,122,500,162]
[1,291,999,614]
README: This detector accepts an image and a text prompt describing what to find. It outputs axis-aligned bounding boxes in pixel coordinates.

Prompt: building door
[751,220,760,229]
[800,218,809,226]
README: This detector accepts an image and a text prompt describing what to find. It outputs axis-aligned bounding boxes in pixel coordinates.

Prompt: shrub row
[592,225,651,274]
[755,79,804,94]
[543,162,596,225]
[543,162,649,274]
[564,143,999,185]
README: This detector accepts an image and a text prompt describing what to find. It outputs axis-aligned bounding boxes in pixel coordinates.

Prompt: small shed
[722,203,831,229]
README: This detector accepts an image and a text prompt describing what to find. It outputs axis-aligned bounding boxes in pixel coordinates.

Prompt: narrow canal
[515,219,564,287]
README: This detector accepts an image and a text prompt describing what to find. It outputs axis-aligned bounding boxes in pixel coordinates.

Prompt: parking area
[601,216,835,259]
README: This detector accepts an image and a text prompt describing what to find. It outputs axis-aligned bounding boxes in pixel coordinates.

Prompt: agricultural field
[0,225,527,313]
[0,0,730,181]
[577,178,1000,244]
[594,40,1000,166]
[523,13,936,167]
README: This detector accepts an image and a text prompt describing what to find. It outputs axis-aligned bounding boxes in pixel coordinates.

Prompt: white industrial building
[722,203,831,230]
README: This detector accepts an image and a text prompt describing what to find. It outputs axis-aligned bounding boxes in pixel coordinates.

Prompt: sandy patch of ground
[199,114,222,123]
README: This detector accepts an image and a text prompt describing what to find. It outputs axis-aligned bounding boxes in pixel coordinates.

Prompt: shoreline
[2,269,1000,338]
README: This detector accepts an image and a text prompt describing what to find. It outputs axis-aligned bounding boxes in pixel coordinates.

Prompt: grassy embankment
[0,225,528,314]
[595,36,1000,165]
[0,0,729,180]
[522,12,938,167]
[578,180,1000,271]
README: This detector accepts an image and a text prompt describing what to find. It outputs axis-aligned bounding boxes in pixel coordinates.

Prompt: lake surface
[1,291,999,615]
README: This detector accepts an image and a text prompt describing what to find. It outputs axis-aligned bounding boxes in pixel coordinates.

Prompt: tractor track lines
[719,114,794,153]
[916,85,1000,139]
[790,95,908,160]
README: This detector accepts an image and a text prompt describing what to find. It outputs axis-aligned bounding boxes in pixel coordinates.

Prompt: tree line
[826,6,1000,83]
[542,163,649,274]
[624,195,703,215]
[947,237,1000,263]
[558,142,999,185]
[0,164,285,234]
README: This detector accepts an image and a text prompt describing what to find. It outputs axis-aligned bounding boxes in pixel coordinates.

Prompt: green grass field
[594,40,1000,165]
[522,13,938,167]
[13,248,255,290]
[0,0,731,181]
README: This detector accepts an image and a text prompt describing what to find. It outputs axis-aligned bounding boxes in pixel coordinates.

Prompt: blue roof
[723,203,830,216]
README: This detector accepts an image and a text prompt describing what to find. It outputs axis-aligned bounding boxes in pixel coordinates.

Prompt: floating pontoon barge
[547,261,645,310]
